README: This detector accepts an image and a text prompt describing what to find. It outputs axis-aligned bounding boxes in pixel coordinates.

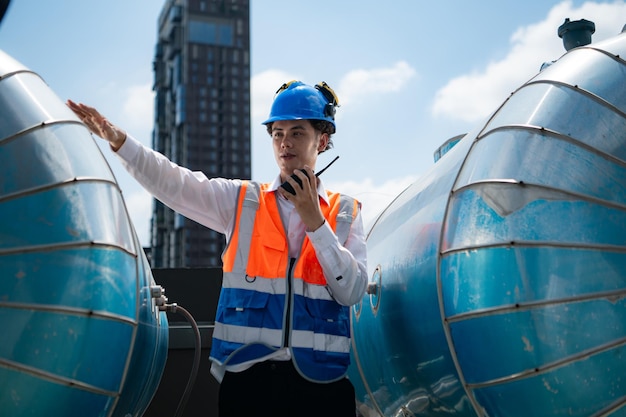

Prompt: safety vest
[210,181,359,382]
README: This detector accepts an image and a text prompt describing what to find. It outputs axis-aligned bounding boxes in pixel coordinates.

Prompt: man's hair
[266,120,334,153]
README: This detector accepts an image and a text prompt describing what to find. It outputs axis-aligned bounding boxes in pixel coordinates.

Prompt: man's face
[271,120,328,181]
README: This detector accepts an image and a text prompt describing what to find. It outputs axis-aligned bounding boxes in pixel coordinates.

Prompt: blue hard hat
[262,80,339,131]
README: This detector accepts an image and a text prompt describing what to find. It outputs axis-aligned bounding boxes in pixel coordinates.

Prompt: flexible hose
[166,304,202,417]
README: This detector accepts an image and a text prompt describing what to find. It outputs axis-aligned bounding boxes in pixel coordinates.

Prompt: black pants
[218,360,356,417]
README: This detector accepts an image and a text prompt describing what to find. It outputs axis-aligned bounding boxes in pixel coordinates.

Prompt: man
[67,80,367,417]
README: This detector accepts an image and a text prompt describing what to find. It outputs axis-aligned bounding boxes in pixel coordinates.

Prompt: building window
[175,85,186,125]
[219,24,233,46]
[188,19,234,47]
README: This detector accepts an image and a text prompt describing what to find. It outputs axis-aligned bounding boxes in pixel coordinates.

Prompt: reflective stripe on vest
[222,181,260,274]
[211,180,358,382]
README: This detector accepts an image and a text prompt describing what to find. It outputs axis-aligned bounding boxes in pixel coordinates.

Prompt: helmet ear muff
[315,82,339,120]
[323,102,336,118]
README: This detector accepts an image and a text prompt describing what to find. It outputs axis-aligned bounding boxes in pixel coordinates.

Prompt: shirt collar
[267,174,330,206]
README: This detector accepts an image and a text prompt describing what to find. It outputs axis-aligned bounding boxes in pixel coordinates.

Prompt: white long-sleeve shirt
[115,134,367,304]
[115,135,368,379]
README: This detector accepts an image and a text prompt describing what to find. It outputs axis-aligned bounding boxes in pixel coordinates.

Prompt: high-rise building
[150,0,251,267]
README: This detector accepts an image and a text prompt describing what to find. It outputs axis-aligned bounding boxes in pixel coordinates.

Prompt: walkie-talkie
[281,156,340,195]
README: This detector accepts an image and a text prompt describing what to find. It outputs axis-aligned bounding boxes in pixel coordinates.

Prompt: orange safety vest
[211,181,359,382]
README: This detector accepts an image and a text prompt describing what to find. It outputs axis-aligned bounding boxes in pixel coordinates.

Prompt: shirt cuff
[307,219,336,247]
[115,134,141,161]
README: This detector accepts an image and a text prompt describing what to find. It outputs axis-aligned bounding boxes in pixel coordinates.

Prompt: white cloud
[120,83,155,145]
[337,61,417,106]
[431,1,626,123]
[124,188,153,247]
[251,69,297,121]
[328,175,418,231]
[249,62,417,123]
[89,81,155,147]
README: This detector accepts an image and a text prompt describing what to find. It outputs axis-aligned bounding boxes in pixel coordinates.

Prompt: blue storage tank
[0,50,168,416]
[349,27,626,417]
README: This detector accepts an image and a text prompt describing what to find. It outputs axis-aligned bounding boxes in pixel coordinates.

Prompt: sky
[1,0,626,246]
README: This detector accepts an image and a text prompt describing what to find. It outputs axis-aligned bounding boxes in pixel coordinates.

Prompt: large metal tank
[0,50,168,416]
[349,25,626,417]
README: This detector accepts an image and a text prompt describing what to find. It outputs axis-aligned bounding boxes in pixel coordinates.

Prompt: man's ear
[318,133,329,152]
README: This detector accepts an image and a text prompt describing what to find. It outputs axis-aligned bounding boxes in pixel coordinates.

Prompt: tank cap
[558,18,595,51]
